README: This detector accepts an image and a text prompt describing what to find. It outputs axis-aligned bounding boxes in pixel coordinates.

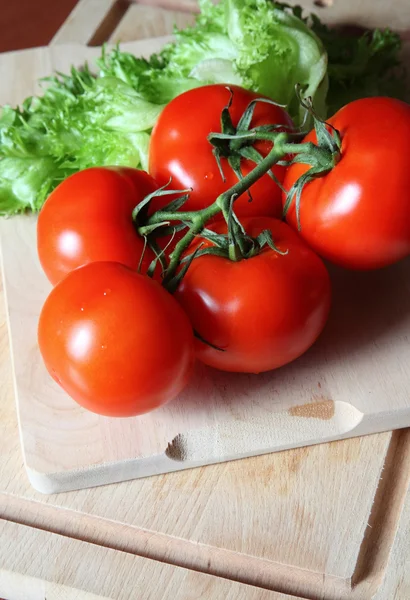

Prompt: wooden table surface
[1,1,410,599]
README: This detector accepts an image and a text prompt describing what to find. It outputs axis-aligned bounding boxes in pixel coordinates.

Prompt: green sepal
[239,145,280,186]
[199,228,231,250]
[212,147,226,182]
[166,244,204,292]
[146,238,169,278]
[236,99,257,133]
[283,166,324,230]
[255,229,288,256]
[159,192,191,213]
[181,245,230,262]
[220,87,236,136]
[132,180,191,222]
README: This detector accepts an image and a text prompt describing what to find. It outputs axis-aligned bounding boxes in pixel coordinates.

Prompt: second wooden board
[1,39,410,494]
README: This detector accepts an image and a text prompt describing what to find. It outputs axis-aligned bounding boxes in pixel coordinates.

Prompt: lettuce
[309,21,405,115]
[0,0,404,214]
[0,68,164,214]
[100,0,328,122]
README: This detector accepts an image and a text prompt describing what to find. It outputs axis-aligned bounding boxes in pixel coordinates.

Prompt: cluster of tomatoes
[37,85,410,418]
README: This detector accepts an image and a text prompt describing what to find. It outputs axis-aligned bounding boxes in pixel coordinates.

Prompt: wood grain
[0,267,405,597]
[109,4,195,43]
[0,520,298,600]
[1,25,410,490]
[352,430,410,597]
[3,200,410,493]
[1,2,410,599]
[371,483,410,600]
[51,0,130,46]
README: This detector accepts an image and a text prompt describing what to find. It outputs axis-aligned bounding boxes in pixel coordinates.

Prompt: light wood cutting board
[1,36,410,494]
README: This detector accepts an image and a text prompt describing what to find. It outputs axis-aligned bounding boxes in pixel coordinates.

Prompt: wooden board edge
[50,0,129,46]
[0,519,300,600]
[3,429,409,600]
[22,426,402,495]
[18,397,363,494]
[0,242,32,488]
[0,502,343,599]
[351,429,410,597]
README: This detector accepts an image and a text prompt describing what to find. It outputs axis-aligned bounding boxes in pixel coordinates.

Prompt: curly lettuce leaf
[0,157,69,214]
[224,0,328,122]
[143,0,328,122]
[309,21,406,115]
[0,68,164,214]
[97,43,204,104]
[278,5,406,114]
[98,0,327,119]
[97,0,404,120]
[0,0,406,215]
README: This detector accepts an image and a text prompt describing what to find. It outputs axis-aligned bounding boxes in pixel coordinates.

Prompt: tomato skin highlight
[175,217,331,373]
[283,97,410,270]
[149,84,294,219]
[38,262,195,417]
[37,167,158,286]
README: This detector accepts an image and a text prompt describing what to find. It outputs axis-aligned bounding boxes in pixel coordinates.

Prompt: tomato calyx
[209,89,342,231]
[135,93,342,290]
[137,132,290,288]
[182,223,287,264]
[282,96,342,230]
[132,180,193,277]
[207,87,295,189]
[132,180,192,231]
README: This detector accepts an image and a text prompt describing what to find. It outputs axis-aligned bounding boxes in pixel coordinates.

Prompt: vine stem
[138,132,322,234]
[137,122,340,288]
[209,131,332,166]
[209,129,308,149]
[157,133,289,285]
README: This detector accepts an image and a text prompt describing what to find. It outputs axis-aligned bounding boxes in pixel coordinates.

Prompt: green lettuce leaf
[223,0,328,122]
[309,20,406,115]
[277,4,406,115]
[0,157,67,214]
[0,0,405,215]
[142,0,328,122]
[0,69,164,214]
[98,0,328,121]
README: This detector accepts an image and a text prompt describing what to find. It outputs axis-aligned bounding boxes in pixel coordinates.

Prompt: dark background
[0,0,79,52]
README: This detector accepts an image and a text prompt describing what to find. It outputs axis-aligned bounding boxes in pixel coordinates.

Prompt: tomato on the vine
[38,261,195,417]
[37,167,158,285]
[149,84,294,219]
[283,97,410,270]
[174,217,331,373]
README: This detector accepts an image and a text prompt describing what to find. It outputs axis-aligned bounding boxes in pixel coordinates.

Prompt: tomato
[38,261,194,417]
[37,167,158,285]
[283,97,410,270]
[174,217,331,373]
[149,84,294,219]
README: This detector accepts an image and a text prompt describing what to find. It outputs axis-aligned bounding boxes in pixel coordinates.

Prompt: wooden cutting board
[1,36,410,494]
[2,4,410,599]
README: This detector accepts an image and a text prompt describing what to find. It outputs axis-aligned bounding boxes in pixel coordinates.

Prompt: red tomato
[38,262,195,417]
[37,167,158,285]
[149,84,294,219]
[175,217,331,373]
[283,97,410,270]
